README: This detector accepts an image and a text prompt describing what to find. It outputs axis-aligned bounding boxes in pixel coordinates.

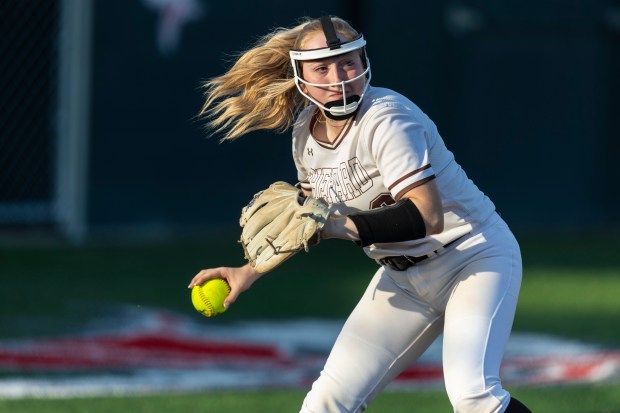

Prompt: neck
[312,110,351,143]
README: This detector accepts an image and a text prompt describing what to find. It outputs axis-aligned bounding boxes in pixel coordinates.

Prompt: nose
[327,66,347,86]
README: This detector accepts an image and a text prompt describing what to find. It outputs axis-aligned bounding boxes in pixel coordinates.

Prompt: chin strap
[323,96,360,120]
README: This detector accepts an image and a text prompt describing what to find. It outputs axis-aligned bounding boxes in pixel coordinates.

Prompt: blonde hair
[198,16,360,141]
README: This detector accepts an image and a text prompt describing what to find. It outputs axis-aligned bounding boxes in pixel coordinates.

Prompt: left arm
[401,179,443,235]
[319,179,444,241]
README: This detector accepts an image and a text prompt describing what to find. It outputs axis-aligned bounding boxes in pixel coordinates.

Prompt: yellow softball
[191,278,231,317]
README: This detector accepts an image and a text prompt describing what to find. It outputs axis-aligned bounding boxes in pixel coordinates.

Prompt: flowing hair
[198,16,360,141]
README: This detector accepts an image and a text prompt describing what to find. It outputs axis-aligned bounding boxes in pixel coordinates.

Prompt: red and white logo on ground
[0,306,618,398]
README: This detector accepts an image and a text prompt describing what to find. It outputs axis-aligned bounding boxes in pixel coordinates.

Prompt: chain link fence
[0,0,60,225]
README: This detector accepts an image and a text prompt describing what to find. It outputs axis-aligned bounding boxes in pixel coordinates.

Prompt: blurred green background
[2,231,619,344]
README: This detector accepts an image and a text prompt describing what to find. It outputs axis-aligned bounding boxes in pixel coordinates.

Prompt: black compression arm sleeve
[348,199,426,247]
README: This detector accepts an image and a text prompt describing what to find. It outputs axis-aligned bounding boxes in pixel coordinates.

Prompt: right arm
[188,263,264,308]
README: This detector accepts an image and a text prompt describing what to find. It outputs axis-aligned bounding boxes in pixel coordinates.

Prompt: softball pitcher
[190,15,532,413]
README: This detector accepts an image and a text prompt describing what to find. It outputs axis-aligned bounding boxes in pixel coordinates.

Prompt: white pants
[300,215,522,413]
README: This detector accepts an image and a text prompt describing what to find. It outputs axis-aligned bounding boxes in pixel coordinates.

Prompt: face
[299,31,366,106]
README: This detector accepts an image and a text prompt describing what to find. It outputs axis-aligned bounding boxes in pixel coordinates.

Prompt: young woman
[190,15,532,413]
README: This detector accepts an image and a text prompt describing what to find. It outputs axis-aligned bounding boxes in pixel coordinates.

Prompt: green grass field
[1,230,619,412]
[1,384,620,413]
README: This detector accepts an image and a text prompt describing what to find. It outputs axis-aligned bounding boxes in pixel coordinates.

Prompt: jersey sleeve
[366,106,436,200]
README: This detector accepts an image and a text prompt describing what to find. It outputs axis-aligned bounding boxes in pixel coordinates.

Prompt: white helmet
[289,16,371,120]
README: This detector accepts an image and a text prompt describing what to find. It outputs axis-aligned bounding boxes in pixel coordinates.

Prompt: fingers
[223,288,239,308]
[188,267,234,308]
[188,267,238,308]
[188,264,260,309]
[188,267,225,289]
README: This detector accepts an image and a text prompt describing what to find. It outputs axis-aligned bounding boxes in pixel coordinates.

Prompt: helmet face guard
[289,17,371,120]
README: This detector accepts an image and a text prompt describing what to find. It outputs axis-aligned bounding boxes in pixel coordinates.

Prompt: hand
[188,263,262,308]
[321,214,360,241]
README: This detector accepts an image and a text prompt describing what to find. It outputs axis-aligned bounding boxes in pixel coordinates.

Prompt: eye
[341,59,359,72]
[313,64,329,74]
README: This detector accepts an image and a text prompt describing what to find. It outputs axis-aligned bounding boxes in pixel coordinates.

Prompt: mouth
[329,89,350,99]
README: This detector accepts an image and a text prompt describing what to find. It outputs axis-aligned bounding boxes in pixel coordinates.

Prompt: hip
[381,214,522,302]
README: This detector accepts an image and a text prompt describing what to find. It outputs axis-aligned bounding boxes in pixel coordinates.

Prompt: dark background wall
[88,0,349,233]
[2,0,619,238]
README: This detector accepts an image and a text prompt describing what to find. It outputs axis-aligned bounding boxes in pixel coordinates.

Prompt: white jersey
[292,86,497,259]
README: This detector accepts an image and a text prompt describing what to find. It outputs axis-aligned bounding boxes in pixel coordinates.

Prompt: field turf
[0,230,619,412]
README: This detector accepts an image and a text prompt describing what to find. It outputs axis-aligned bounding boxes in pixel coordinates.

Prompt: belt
[378,235,467,271]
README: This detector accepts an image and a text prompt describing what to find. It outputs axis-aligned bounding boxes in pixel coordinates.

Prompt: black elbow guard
[348,199,427,247]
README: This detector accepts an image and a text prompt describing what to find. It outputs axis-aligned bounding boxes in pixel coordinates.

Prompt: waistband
[377,234,468,271]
